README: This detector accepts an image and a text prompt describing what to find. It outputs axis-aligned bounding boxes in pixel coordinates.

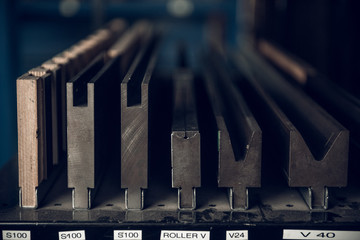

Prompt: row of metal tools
[16,19,360,211]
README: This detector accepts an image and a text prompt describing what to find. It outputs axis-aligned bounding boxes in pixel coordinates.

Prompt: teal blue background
[0,0,238,168]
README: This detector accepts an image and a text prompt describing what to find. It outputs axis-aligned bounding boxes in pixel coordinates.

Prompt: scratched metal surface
[120,27,156,210]
[202,52,262,211]
[233,50,349,210]
[1,157,360,226]
[171,68,201,210]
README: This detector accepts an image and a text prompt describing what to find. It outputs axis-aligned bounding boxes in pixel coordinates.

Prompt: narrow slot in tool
[170,44,201,210]
[66,54,105,209]
[120,24,158,210]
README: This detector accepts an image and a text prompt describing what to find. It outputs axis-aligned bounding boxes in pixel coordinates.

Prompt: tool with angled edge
[233,49,349,209]
[202,50,262,210]
[258,40,360,180]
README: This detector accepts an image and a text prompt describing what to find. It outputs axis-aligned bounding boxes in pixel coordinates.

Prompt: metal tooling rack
[1,154,360,240]
[2,1,360,240]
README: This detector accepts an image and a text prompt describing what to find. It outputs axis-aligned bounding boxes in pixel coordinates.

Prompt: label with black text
[114,230,142,240]
[283,229,360,240]
[226,230,248,240]
[2,230,31,240]
[160,231,210,240]
[58,230,86,240]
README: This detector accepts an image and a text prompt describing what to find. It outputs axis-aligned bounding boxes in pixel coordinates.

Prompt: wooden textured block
[17,73,47,208]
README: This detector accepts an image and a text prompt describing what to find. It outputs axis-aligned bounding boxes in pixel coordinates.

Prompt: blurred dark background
[0,0,359,167]
[0,0,239,168]
[254,0,360,96]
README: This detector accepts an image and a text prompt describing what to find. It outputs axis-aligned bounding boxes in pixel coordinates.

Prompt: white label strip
[114,230,142,240]
[160,231,210,240]
[2,230,31,240]
[226,230,248,240]
[283,229,360,240]
[59,230,86,240]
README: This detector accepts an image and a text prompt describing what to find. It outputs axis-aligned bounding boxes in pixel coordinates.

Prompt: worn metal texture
[66,54,105,209]
[202,52,261,210]
[258,40,360,180]
[52,19,126,155]
[121,27,157,210]
[5,155,360,226]
[171,67,201,210]
[234,49,349,209]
